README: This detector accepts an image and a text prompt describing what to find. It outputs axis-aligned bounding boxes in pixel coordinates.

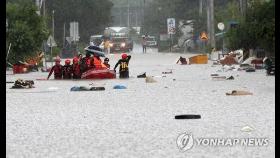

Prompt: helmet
[65,59,71,65]
[104,57,109,62]
[122,53,127,59]
[73,57,79,64]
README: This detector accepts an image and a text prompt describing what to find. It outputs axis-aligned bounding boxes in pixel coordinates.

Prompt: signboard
[167,18,176,34]
[70,22,80,42]
[200,32,208,40]
[218,22,225,31]
[66,37,73,44]
[160,34,169,41]
[47,35,57,47]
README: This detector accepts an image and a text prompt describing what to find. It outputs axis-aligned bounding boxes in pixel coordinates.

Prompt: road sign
[218,22,225,31]
[70,22,80,42]
[200,32,208,40]
[167,18,176,34]
[66,37,73,43]
[47,35,57,47]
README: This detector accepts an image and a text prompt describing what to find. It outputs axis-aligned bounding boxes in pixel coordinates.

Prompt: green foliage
[6,1,49,63]
[78,43,88,55]
[141,0,230,36]
[226,0,275,54]
[215,1,243,31]
[45,0,113,45]
[52,47,61,57]
[141,0,199,40]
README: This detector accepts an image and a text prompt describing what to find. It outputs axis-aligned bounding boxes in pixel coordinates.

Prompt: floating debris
[146,76,157,83]
[241,125,254,132]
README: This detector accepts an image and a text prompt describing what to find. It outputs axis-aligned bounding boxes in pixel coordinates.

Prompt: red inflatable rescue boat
[13,63,29,74]
[81,67,116,79]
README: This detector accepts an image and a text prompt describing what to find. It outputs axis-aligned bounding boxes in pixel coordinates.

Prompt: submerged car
[109,37,133,53]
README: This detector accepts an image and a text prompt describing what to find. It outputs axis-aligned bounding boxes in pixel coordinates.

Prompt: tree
[6,1,49,63]
[141,0,199,37]
[226,0,275,55]
[45,0,113,45]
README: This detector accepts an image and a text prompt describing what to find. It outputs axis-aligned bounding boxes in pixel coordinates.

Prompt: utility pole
[63,23,65,48]
[136,11,138,27]
[120,9,122,26]
[127,0,130,28]
[239,0,247,16]
[209,0,215,48]
[142,0,145,34]
[43,0,45,16]
[206,0,210,50]
[199,0,203,16]
[42,0,47,69]
[52,10,55,40]
[206,0,215,49]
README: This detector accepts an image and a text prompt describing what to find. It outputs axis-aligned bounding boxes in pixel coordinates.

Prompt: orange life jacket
[93,56,107,68]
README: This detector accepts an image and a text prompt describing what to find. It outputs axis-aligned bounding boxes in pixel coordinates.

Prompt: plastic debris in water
[241,125,254,132]
[137,72,146,78]
[48,87,59,90]
[226,76,234,80]
[113,85,127,89]
[146,76,157,83]
[211,74,219,76]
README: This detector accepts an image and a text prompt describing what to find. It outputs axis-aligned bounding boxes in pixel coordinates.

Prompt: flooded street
[6,50,275,157]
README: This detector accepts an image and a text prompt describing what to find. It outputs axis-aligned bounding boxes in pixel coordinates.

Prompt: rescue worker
[103,57,110,69]
[114,53,131,78]
[80,52,92,73]
[263,57,275,75]
[72,57,82,79]
[78,54,83,63]
[47,58,63,79]
[176,56,188,65]
[92,54,103,69]
[62,59,73,79]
